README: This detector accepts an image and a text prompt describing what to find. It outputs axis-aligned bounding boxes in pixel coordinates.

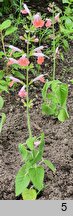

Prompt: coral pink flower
[18,55,30,67]
[55,13,60,22]
[37,56,45,65]
[18,86,27,98]
[33,74,45,83]
[9,76,22,87]
[32,13,44,28]
[7,58,18,66]
[9,80,15,87]
[45,19,52,28]
[21,3,30,15]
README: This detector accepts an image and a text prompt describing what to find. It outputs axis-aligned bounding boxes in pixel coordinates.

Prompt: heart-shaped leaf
[15,165,30,196]
[29,166,44,191]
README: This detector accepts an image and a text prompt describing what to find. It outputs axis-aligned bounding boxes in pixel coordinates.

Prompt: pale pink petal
[9,76,22,84]
[9,76,22,87]
[56,47,59,55]
[18,86,27,98]
[47,7,52,12]
[19,36,25,40]
[56,47,60,58]
[23,3,30,14]
[34,46,44,52]
[55,13,60,22]
[34,141,41,147]
[7,58,18,66]
[45,19,52,28]
[21,9,28,14]
[9,76,22,88]
[39,76,45,83]
[9,45,22,53]
[33,13,41,20]
[33,52,44,57]
[33,74,45,83]
[34,37,39,43]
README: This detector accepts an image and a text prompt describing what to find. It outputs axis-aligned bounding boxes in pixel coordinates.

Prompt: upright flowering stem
[19,0,22,19]
[52,10,56,80]
[20,0,22,11]
[26,39,32,138]
[1,31,6,56]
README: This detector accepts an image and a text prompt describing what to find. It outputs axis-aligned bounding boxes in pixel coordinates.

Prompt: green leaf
[12,70,25,80]
[0,113,6,133]
[0,51,5,59]
[5,26,17,36]
[62,0,69,3]
[15,165,30,196]
[0,96,4,109]
[60,52,64,61]
[22,188,37,200]
[26,137,36,150]
[0,70,5,79]
[44,160,56,173]
[0,85,8,92]
[51,80,61,92]
[42,103,56,115]
[58,108,69,122]
[56,83,68,106]
[0,20,11,31]
[63,39,69,49]
[65,18,73,29]
[29,166,44,191]
[18,144,28,161]
[33,133,45,164]
[42,81,52,100]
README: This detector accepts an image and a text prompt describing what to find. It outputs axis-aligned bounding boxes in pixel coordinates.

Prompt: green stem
[26,41,32,138]
[19,0,22,19]
[52,10,56,80]
[20,0,22,10]
[1,31,6,56]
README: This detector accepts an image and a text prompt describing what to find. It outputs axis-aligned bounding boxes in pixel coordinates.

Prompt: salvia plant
[0,2,70,199]
[41,2,69,121]
[4,3,56,200]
